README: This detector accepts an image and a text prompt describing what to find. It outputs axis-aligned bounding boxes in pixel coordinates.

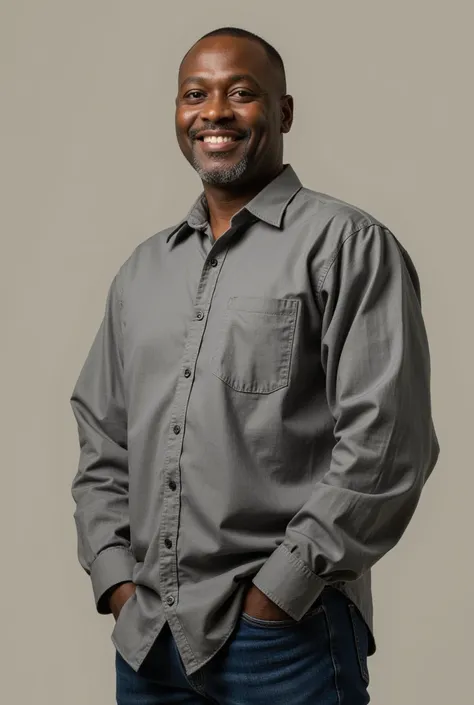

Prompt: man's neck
[203,166,284,239]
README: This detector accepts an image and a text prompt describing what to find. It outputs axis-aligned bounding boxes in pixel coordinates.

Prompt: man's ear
[280,95,294,134]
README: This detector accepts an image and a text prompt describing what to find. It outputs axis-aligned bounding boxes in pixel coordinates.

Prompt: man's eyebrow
[229,74,261,86]
[180,73,261,90]
[180,76,205,89]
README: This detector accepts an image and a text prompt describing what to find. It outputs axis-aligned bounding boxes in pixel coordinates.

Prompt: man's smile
[193,129,247,153]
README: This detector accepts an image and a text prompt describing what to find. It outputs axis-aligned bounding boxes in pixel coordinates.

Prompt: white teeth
[203,135,235,144]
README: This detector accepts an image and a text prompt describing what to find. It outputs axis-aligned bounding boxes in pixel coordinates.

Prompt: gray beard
[192,148,249,185]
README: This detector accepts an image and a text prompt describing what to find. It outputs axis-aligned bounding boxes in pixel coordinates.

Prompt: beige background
[1,1,472,702]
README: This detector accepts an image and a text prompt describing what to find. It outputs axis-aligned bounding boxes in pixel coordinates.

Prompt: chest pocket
[210,296,299,394]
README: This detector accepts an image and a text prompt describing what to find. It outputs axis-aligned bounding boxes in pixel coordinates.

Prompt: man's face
[175,36,293,186]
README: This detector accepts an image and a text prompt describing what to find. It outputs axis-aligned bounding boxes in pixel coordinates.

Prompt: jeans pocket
[348,603,370,685]
[241,602,323,629]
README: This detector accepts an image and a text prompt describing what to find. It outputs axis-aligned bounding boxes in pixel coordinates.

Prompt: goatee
[192,153,249,185]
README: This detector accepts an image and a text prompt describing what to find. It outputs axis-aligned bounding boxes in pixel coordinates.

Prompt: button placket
[158,242,229,635]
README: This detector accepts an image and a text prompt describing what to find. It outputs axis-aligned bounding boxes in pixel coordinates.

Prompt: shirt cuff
[251,541,326,620]
[90,546,136,614]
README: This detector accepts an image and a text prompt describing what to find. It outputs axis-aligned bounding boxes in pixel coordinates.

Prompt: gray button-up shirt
[70,164,440,676]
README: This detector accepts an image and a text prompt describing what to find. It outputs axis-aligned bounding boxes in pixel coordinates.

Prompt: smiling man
[70,27,440,705]
[177,34,289,193]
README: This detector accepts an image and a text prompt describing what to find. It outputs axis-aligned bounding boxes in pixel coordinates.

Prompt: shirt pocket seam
[210,297,299,394]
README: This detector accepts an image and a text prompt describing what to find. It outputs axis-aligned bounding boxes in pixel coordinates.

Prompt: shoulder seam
[316,221,384,295]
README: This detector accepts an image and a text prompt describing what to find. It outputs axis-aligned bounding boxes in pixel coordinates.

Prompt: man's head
[175,27,293,188]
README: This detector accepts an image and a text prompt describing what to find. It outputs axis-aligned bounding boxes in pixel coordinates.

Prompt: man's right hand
[109,581,136,621]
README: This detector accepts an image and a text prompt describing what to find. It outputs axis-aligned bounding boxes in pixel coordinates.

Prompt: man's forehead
[179,36,271,81]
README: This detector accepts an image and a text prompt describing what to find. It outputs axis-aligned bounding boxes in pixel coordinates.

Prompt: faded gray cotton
[70,165,440,677]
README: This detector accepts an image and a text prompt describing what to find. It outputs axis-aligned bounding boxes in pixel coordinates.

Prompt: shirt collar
[166,164,303,245]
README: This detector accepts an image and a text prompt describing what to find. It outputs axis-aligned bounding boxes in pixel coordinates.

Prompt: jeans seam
[322,602,342,705]
[186,670,220,703]
[185,671,207,697]
[348,604,370,685]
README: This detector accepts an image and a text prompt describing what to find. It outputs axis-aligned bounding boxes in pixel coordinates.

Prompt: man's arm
[70,270,136,615]
[252,224,440,620]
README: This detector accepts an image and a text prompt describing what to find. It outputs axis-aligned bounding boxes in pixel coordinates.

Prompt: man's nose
[199,93,234,122]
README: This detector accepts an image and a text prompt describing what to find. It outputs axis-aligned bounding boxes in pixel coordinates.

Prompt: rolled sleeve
[90,546,136,614]
[252,541,326,620]
[252,224,440,619]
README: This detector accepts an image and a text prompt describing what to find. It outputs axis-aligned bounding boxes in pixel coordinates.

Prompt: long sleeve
[70,271,136,614]
[252,224,440,620]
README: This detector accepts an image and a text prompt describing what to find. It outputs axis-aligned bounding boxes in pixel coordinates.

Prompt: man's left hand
[242,584,294,621]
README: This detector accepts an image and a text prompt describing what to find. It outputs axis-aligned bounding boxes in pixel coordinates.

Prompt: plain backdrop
[1,1,472,703]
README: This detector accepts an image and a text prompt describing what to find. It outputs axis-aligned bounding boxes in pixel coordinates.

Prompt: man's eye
[232,90,254,98]
[185,91,204,100]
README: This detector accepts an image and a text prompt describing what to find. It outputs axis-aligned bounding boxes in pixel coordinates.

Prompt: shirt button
[210,258,218,267]
[184,368,191,378]
[196,310,204,320]
[173,424,181,435]
[164,538,172,549]
[166,594,175,606]
[169,480,176,491]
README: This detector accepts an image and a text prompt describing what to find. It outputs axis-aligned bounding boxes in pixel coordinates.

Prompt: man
[70,26,440,704]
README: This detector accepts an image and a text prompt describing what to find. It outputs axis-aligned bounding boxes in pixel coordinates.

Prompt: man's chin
[193,156,249,185]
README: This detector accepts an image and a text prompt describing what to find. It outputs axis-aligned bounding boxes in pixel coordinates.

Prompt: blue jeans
[116,586,370,704]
